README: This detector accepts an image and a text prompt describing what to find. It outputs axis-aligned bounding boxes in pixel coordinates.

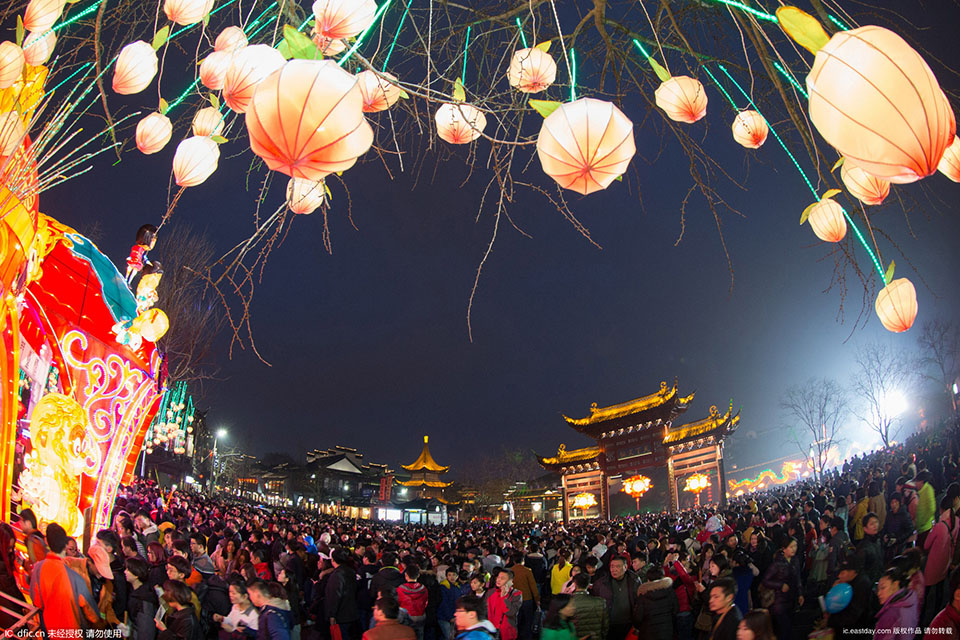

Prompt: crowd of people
[3,419,960,640]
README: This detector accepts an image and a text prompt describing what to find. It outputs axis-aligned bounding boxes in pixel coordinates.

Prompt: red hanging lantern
[223,44,286,114]
[172,136,220,187]
[356,70,401,113]
[200,51,232,91]
[841,161,889,206]
[875,278,918,333]
[135,113,172,155]
[23,0,65,33]
[312,0,377,40]
[435,103,487,145]
[655,76,708,124]
[215,26,248,53]
[806,199,847,243]
[0,42,24,90]
[507,48,557,94]
[113,41,158,95]
[938,136,960,182]
[731,110,768,149]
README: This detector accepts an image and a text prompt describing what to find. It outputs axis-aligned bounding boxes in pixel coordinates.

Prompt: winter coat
[363,619,417,640]
[128,582,159,640]
[539,620,577,640]
[882,509,914,550]
[851,499,869,541]
[761,552,800,615]
[438,580,468,622]
[915,483,936,534]
[524,554,548,587]
[665,561,695,614]
[570,591,608,640]
[868,494,887,529]
[486,587,521,640]
[874,588,919,640]
[326,566,360,623]
[257,604,293,640]
[370,567,404,601]
[856,535,884,585]
[510,564,539,603]
[828,572,874,637]
[632,578,676,640]
[589,571,640,624]
[550,563,572,595]
[397,581,428,618]
[455,620,498,640]
[159,607,203,640]
[827,530,850,579]
[924,516,958,586]
[930,604,960,637]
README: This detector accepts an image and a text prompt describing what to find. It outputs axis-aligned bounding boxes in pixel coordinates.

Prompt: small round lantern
[172,136,220,187]
[23,0,65,33]
[938,135,960,182]
[113,41,158,95]
[191,106,224,137]
[435,103,487,145]
[0,42,24,90]
[215,25,248,53]
[0,111,25,156]
[286,177,326,214]
[875,277,917,333]
[841,160,890,205]
[731,110,768,149]
[136,112,172,155]
[807,199,847,243]
[312,0,377,40]
[200,50,232,90]
[22,30,56,66]
[655,75,708,124]
[223,44,286,114]
[163,0,215,26]
[356,70,400,113]
[507,48,557,93]
[312,31,346,56]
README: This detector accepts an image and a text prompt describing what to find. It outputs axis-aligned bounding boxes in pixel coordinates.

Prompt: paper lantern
[172,136,220,187]
[731,110,768,149]
[875,277,917,333]
[163,0,215,26]
[536,97,635,195]
[507,48,557,93]
[435,103,486,145]
[23,0,65,33]
[0,42,24,90]
[356,70,400,113]
[286,177,326,214]
[841,160,890,205]
[0,111,25,156]
[215,26,247,53]
[246,60,373,181]
[807,26,955,184]
[136,112,172,155]
[938,136,960,182]
[199,51,232,90]
[22,30,55,67]
[655,75,708,124]
[191,106,224,137]
[112,41,158,95]
[312,32,346,56]
[137,309,169,342]
[807,199,847,242]
[312,0,377,40]
[223,44,286,114]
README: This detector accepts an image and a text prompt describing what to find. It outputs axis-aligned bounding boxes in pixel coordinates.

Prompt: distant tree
[851,342,916,448]
[458,447,541,515]
[781,378,848,482]
[916,319,960,416]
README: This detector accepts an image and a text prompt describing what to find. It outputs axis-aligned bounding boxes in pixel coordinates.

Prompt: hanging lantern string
[569,48,576,101]
[773,61,807,99]
[701,0,777,23]
[515,17,528,48]
[381,0,414,70]
[548,0,574,101]
[338,0,393,67]
[462,26,471,83]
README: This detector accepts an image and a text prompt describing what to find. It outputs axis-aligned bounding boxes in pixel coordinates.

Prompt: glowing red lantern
[22,30,55,66]
[223,44,286,114]
[172,136,220,187]
[655,76,707,124]
[507,48,557,94]
[113,41,158,95]
[215,26,248,53]
[938,136,960,182]
[875,277,917,333]
[286,178,326,214]
[312,31,346,56]
[200,51,232,90]
[312,0,377,40]
[435,103,486,145]
[163,0,215,26]
[245,60,373,181]
[23,0,65,33]
[0,42,24,90]
[356,70,400,113]
[0,112,25,156]
[841,161,890,205]
[191,107,224,137]
[807,26,955,184]
[536,97,635,195]
[136,112,172,155]
[731,110,768,149]
[806,198,846,243]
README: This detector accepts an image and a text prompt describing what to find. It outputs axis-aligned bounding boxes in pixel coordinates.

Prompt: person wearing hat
[826,556,874,637]
[65,542,121,626]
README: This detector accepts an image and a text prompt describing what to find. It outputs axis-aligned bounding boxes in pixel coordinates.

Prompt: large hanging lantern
[0,111,25,156]
[0,43,24,90]
[807,26,955,184]
[23,0,65,33]
[172,136,220,187]
[841,160,890,205]
[806,198,847,243]
[200,51,232,90]
[536,97,635,195]
[215,26,248,52]
[22,30,55,66]
[875,277,917,333]
[136,112,172,155]
[286,177,326,214]
[507,48,557,94]
[938,136,960,182]
[163,0,215,26]
[223,44,286,114]
[731,110,768,149]
[112,41,158,95]
[246,60,373,181]
[312,0,377,40]
[655,76,707,124]
[435,103,486,145]
[191,106,224,137]
[356,70,400,113]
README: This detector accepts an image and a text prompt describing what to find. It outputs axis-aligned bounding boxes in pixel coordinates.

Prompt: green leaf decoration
[152,25,170,51]
[211,135,228,144]
[615,175,623,182]
[202,13,210,27]
[276,39,292,60]
[284,24,322,60]
[158,98,169,114]
[453,77,466,103]
[884,260,895,285]
[323,182,332,199]
[398,88,410,99]
[529,99,562,118]
[831,157,844,172]
[648,57,671,83]
[776,6,830,55]
[208,93,219,110]
[534,41,551,53]
[821,188,841,200]
[16,17,24,47]
[800,202,816,225]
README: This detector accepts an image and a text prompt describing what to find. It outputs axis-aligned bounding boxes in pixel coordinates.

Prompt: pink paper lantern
[507,48,557,94]
[0,112,25,156]
[435,103,487,145]
[937,136,960,182]
[163,0,215,26]
[875,278,918,333]
[807,26,955,184]
[172,136,220,187]
[731,110,768,149]
[199,51,232,90]
[215,26,248,53]
[841,160,890,205]
[312,0,377,40]
[22,30,55,66]
[536,97,635,195]
[113,41,158,95]
[311,31,347,56]
[136,113,172,155]
[223,44,286,114]
[655,76,707,124]
[356,70,400,113]
[191,107,224,137]
[807,199,847,243]
[0,43,25,90]
[23,0,65,33]
[245,60,373,181]
[286,177,326,214]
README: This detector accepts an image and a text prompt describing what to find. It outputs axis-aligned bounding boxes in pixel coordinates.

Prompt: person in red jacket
[486,569,521,640]
[397,565,428,640]
[665,549,696,640]
[930,571,960,637]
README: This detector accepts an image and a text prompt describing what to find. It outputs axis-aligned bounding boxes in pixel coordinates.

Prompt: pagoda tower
[397,436,453,500]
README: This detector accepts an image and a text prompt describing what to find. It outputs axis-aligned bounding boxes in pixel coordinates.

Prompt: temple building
[537,380,740,519]
[396,436,453,500]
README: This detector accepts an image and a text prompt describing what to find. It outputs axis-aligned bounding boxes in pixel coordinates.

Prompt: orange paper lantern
[536,97,635,195]
[312,31,347,56]
[286,177,326,214]
[807,199,847,243]
[136,113,172,155]
[112,41,158,95]
[136,308,170,343]
[191,107,224,137]
[215,26,248,53]
[731,110,768,149]
[0,42,24,90]
[223,44,286,114]
[22,30,55,66]
[507,48,557,93]
[938,136,960,182]
[655,76,708,124]
[163,0,215,26]
[0,112,25,156]
[841,160,890,205]
[807,26,955,184]
[200,51,232,90]
[312,0,377,40]
[23,0,65,33]
[245,60,374,181]
[356,70,400,113]
[172,136,220,187]
[875,278,917,333]
[435,103,486,145]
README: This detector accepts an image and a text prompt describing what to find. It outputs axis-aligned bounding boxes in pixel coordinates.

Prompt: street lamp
[212,428,227,492]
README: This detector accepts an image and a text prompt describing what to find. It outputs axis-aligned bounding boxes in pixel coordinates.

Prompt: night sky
[41,1,960,481]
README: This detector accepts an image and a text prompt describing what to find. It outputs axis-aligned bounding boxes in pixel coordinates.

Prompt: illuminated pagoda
[537,380,740,519]
[397,436,453,500]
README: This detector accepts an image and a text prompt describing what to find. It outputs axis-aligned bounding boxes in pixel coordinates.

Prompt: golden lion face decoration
[31,392,87,478]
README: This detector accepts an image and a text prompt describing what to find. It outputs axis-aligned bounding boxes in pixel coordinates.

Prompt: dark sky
[42,1,960,482]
